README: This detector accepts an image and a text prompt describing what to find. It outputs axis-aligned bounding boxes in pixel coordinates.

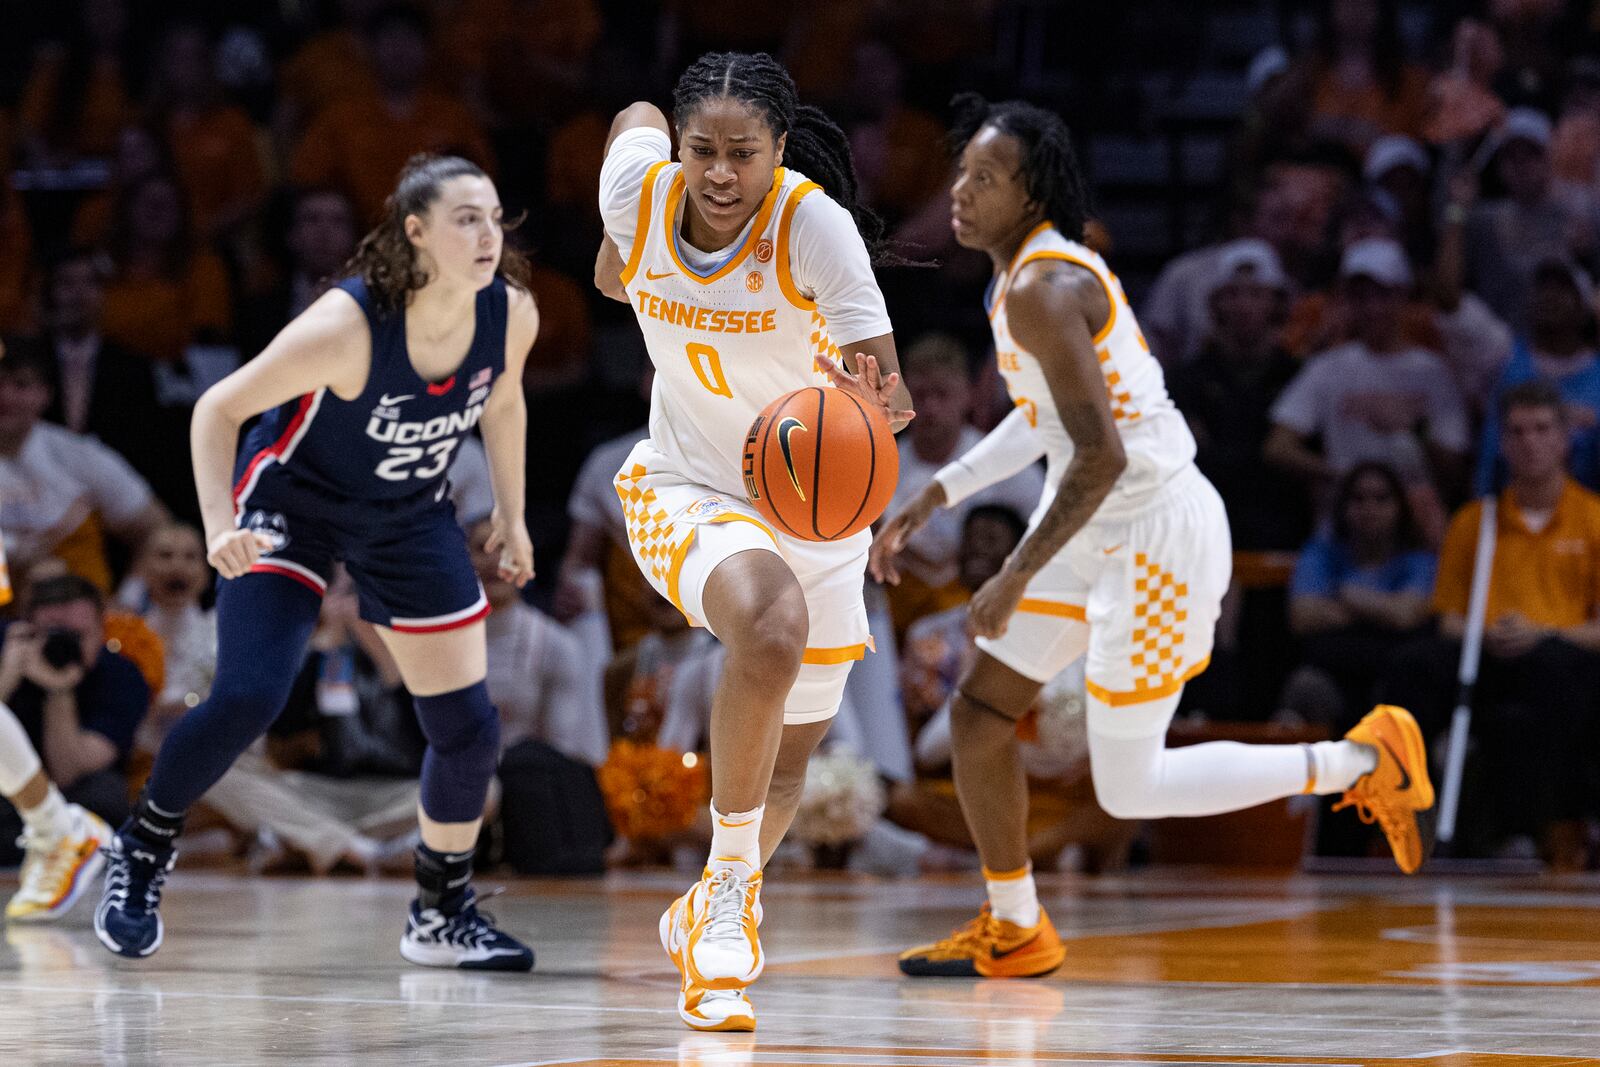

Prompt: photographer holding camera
[0,575,149,860]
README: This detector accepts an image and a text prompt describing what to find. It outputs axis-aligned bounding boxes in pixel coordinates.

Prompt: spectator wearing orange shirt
[0,180,35,337]
[289,4,496,224]
[147,23,266,241]
[1381,381,1600,863]
[275,0,383,142]
[1299,0,1430,155]
[99,174,233,364]
[70,124,170,251]
[15,0,134,165]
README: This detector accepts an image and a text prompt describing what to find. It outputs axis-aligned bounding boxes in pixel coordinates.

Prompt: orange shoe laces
[942,910,1004,952]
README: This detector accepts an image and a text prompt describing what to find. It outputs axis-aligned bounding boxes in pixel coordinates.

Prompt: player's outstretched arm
[479,285,540,588]
[967,262,1125,639]
[191,290,369,578]
[868,406,1045,585]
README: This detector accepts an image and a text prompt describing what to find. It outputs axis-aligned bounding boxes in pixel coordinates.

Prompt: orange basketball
[741,387,899,542]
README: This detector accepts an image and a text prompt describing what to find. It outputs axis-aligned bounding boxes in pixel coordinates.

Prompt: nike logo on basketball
[777,416,808,501]
[646,269,676,281]
[379,393,414,406]
[1380,738,1411,790]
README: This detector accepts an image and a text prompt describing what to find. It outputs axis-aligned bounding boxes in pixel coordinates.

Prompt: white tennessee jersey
[617,162,862,497]
[989,223,1196,519]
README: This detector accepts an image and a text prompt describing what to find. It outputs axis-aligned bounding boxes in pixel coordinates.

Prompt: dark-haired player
[595,51,912,1031]
[95,155,540,970]
[877,96,1435,978]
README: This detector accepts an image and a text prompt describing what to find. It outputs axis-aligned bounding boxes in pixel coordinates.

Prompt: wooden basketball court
[2,869,1596,1064]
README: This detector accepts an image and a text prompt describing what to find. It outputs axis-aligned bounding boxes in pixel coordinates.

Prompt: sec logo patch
[745,271,764,293]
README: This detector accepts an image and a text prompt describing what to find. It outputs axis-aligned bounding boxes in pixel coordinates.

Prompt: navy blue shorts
[236,475,488,633]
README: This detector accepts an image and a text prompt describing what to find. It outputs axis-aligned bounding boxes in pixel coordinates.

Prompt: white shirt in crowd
[144,603,217,709]
[484,599,610,767]
[1270,341,1470,484]
[0,422,155,568]
[891,427,1044,588]
[568,428,650,550]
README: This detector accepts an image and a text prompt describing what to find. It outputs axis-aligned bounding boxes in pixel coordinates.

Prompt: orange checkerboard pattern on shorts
[1130,552,1189,692]
[614,464,694,613]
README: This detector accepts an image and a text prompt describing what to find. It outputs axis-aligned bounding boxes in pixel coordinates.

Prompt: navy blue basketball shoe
[94,832,176,958]
[400,887,534,972]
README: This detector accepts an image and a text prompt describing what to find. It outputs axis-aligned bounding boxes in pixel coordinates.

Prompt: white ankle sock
[984,864,1040,927]
[21,784,72,839]
[708,803,763,874]
[1308,740,1379,794]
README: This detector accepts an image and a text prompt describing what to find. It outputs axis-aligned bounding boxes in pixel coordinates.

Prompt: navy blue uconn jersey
[233,275,507,509]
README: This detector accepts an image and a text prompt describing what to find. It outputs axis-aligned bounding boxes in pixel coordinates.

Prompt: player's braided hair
[345,154,531,314]
[672,51,894,265]
[948,93,1092,242]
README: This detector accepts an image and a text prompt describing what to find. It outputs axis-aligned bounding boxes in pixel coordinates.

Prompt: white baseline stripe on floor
[0,981,1589,1044]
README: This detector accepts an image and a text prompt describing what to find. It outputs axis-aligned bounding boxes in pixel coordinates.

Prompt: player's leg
[96,569,325,956]
[759,719,831,863]
[757,534,877,860]
[0,701,110,922]
[898,651,1077,979]
[1085,473,1433,872]
[900,555,1091,978]
[355,507,531,972]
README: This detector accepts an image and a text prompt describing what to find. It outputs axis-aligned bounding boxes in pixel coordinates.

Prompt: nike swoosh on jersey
[777,416,808,501]
[379,393,415,406]
[645,269,676,281]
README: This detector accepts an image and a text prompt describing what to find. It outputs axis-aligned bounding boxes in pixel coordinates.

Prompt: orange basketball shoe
[1333,704,1436,874]
[660,885,756,1032]
[898,905,1065,978]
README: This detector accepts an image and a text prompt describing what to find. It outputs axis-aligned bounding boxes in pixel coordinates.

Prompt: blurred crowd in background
[0,0,1597,877]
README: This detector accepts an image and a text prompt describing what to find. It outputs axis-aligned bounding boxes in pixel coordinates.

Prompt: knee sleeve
[0,700,42,797]
[416,681,500,823]
[782,660,853,726]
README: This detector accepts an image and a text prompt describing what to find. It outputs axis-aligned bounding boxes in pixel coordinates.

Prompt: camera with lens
[40,628,83,670]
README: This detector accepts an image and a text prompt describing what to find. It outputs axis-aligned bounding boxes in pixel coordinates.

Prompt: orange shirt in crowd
[165,106,267,237]
[544,111,607,219]
[18,49,131,158]
[289,92,496,223]
[0,183,35,335]
[1311,63,1432,147]
[101,251,233,363]
[1281,290,1444,360]
[522,265,592,391]
[277,29,378,131]
[1433,479,1600,628]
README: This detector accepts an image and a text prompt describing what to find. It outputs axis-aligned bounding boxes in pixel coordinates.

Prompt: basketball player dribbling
[595,52,913,1031]
[95,155,540,970]
[877,97,1436,979]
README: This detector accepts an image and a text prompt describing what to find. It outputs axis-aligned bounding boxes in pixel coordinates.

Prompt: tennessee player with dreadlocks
[878,96,1436,978]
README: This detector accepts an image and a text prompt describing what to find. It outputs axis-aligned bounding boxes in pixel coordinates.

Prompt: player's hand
[967,567,1030,641]
[207,529,278,579]
[824,353,915,427]
[485,507,535,588]
[868,482,946,585]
